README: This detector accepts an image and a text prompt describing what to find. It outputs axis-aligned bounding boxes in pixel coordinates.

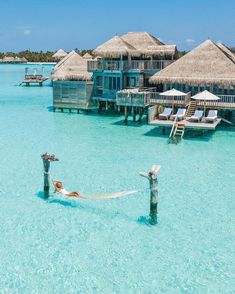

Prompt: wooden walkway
[150,118,221,130]
[21,75,49,86]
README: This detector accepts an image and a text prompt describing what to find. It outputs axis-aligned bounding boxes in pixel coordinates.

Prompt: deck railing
[196,95,235,108]
[116,91,235,109]
[87,60,174,71]
[116,91,150,107]
[149,92,191,105]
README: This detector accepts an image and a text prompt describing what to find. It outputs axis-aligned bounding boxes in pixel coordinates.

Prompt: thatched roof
[150,40,235,87]
[93,35,137,58]
[52,49,68,59]
[54,50,83,71]
[83,52,92,59]
[145,45,176,57]
[216,42,235,63]
[122,32,163,48]
[122,32,175,57]
[52,51,92,81]
[3,56,15,62]
[93,32,176,58]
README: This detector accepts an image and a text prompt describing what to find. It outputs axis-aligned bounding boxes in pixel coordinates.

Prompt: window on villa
[96,76,103,87]
[109,77,112,90]
[127,77,136,88]
[117,77,120,90]
[104,76,121,90]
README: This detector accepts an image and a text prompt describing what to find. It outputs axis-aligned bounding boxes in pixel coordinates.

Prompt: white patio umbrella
[160,88,187,110]
[191,90,220,114]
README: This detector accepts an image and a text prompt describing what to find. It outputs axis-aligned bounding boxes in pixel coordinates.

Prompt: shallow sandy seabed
[0,64,234,294]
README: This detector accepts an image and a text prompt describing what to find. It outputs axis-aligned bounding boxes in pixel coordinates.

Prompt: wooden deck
[150,118,221,130]
[21,75,49,86]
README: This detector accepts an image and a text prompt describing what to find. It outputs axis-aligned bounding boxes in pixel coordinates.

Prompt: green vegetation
[0,50,94,62]
[0,49,190,62]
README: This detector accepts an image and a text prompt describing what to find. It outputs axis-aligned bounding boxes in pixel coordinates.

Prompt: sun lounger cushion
[159,108,172,119]
[187,110,203,121]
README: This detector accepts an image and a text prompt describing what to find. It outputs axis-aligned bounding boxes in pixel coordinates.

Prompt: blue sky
[0,0,234,52]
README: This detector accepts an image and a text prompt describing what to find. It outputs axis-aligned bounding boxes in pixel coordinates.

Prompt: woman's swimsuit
[60,188,69,195]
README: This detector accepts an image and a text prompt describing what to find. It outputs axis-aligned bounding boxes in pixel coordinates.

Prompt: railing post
[140,165,161,225]
[41,153,59,196]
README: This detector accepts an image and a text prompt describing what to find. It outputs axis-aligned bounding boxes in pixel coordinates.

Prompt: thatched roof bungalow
[21,57,28,63]
[52,52,95,111]
[122,32,176,58]
[83,52,93,59]
[52,50,92,81]
[150,40,235,87]
[2,56,15,63]
[94,35,137,58]
[52,49,68,61]
[54,50,82,71]
[93,32,177,59]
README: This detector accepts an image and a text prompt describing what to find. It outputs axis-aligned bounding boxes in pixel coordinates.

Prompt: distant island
[0,49,93,63]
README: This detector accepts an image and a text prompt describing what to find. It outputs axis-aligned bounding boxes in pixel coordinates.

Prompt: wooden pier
[20,67,49,86]
[21,75,49,86]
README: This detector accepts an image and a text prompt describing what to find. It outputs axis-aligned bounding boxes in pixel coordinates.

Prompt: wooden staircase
[186,100,197,117]
[169,116,185,141]
[173,122,185,138]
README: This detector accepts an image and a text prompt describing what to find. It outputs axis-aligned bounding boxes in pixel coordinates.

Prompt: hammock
[52,180,138,199]
[81,190,138,199]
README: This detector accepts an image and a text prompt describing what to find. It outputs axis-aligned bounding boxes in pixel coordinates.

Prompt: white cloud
[186,38,195,44]
[24,29,31,35]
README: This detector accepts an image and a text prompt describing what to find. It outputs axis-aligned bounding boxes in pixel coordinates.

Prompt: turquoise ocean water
[0,64,234,293]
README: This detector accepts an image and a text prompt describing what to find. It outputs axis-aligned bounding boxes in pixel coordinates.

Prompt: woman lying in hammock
[52,179,138,199]
[52,180,84,198]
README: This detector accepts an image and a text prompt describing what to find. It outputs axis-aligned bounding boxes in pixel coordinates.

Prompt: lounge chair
[187,110,203,122]
[205,110,218,123]
[159,108,172,120]
[170,108,186,120]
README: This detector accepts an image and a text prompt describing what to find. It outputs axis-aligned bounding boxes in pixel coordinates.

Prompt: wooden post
[139,107,143,123]
[133,107,136,121]
[140,165,161,225]
[41,153,59,196]
[124,106,128,125]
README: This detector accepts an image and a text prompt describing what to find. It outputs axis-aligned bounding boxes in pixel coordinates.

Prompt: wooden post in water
[139,107,143,124]
[140,165,161,225]
[41,153,59,195]
[133,107,136,122]
[124,106,128,125]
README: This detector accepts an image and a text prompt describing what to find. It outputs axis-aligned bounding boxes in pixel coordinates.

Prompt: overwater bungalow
[87,32,177,111]
[134,40,235,134]
[83,52,93,60]
[150,40,235,96]
[51,50,95,111]
[114,39,234,132]
[0,56,27,64]
[52,49,68,61]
